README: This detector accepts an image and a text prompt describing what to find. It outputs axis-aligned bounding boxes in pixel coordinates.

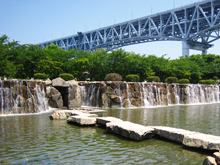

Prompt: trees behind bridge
[1,34,220,83]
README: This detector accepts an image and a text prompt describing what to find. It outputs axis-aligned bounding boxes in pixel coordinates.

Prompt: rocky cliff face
[46,77,81,109]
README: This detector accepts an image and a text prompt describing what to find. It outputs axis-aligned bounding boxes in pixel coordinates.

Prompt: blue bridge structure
[38,0,220,56]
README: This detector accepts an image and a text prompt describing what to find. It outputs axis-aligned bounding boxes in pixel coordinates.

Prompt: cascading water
[0,80,48,115]
[126,83,131,107]
[79,82,220,108]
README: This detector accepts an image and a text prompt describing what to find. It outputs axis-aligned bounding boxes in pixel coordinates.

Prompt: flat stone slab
[153,126,196,143]
[183,133,220,151]
[106,121,154,141]
[96,117,123,126]
[67,116,96,125]
[153,126,220,151]
[49,109,98,120]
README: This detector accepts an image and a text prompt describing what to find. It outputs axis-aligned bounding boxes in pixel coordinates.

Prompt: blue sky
[1,0,219,59]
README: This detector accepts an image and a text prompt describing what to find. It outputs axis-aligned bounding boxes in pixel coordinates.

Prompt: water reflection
[0,104,219,164]
[107,103,220,136]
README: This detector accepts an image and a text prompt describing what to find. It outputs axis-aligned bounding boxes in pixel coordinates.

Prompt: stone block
[153,126,194,143]
[67,116,96,125]
[96,117,123,126]
[106,121,154,141]
[183,133,220,151]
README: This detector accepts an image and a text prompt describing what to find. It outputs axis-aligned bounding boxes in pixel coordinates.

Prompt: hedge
[179,79,190,84]
[59,73,74,81]
[199,79,216,84]
[34,73,47,80]
[146,76,160,82]
[126,74,140,82]
[106,73,122,81]
[166,77,178,83]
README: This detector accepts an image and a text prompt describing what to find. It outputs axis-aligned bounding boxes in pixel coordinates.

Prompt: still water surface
[0,103,220,164]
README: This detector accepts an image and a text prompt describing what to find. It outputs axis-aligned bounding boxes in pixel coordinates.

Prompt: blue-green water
[0,103,220,164]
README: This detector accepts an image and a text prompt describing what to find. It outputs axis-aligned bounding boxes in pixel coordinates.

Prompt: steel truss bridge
[38,0,220,55]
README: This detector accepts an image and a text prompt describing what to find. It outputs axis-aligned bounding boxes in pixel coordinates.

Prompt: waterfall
[96,84,100,107]
[141,83,149,107]
[0,80,48,115]
[174,84,180,104]
[167,84,171,105]
[126,83,131,107]
[0,80,3,114]
[78,82,220,108]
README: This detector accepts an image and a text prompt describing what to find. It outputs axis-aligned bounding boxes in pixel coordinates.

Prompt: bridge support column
[182,41,190,56]
[202,49,208,54]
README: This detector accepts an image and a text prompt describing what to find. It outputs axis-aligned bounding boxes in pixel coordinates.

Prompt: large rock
[52,77,69,87]
[101,93,110,108]
[203,156,217,165]
[48,87,63,108]
[68,82,81,108]
[213,152,220,165]
[100,81,107,93]
[106,121,155,141]
[44,78,52,86]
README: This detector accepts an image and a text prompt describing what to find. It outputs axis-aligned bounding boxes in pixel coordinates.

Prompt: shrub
[126,74,140,82]
[146,76,160,82]
[106,73,122,81]
[179,79,190,84]
[59,73,74,81]
[213,76,219,80]
[166,77,178,83]
[199,79,216,84]
[205,79,216,84]
[34,73,47,80]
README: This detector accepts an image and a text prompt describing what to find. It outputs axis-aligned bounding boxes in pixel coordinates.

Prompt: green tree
[36,57,63,79]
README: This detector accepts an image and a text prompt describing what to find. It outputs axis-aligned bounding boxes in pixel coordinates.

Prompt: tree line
[1,34,220,83]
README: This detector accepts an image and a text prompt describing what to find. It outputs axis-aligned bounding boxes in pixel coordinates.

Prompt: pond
[0,103,219,164]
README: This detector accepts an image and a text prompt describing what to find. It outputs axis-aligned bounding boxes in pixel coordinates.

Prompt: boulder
[203,156,217,165]
[52,77,69,87]
[48,87,63,108]
[101,93,110,108]
[106,86,115,95]
[213,152,220,165]
[68,83,81,108]
[111,95,121,104]
[44,78,52,86]
[106,121,155,141]
[100,81,107,93]
[123,99,130,108]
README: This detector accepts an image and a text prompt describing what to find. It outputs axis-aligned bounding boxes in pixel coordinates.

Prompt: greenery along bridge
[38,0,220,56]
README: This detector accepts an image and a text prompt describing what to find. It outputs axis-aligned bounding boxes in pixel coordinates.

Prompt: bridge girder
[38,0,220,56]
